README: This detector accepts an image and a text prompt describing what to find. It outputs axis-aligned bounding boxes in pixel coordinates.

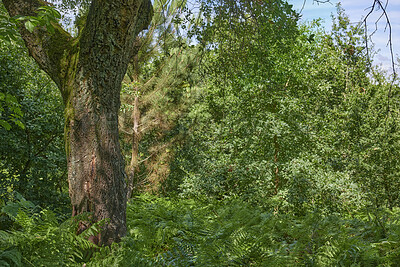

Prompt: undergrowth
[1,194,400,266]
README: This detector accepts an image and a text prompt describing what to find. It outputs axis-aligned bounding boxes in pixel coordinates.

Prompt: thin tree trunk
[126,51,141,199]
[273,134,279,195]
[272,102,280,195]
[127,90,141,199]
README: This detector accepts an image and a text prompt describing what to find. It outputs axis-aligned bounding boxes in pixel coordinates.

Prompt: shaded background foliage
[0,28,67,215]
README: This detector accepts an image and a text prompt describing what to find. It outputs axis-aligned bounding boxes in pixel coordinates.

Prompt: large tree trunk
[3,0,153,246]
[66,64,128,245]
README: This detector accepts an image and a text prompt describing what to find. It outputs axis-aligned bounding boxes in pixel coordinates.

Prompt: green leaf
[24,20,35,33]
[0,120,11,130]
[5,94,17,103]
[1,202,20,218]
[0,249,21,267]
[46,24,55,34]
[14,120,25,129]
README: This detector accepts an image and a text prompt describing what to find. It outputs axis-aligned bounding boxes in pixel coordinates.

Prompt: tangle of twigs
[363,0,397,118]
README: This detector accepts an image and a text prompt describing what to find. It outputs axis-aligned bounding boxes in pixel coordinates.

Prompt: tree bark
[127,90,141,199]
[273,134,279,195]
[126,52,141,199]
[3,0,153,245]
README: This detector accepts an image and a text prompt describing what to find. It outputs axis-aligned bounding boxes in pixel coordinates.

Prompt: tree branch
[362,0,397,117]
[2,0,73,90]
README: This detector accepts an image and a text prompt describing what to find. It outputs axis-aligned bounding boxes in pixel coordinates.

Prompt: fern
[0,247,21,267]
[1,194,400,266]
[0,197,102,266]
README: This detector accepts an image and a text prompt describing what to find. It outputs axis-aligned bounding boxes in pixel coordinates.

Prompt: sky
[287,0,400,74]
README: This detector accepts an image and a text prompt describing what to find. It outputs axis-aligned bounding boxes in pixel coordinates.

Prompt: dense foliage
[1,0,400,265]
[119,0,199,194]
[0,28,67,213]
[170,3,400,213]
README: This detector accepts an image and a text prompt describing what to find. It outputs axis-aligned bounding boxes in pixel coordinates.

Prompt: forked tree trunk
[3,0,153,245]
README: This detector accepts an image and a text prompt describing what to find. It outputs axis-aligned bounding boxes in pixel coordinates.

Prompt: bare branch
[363,0,396,78]
[362,0,397,118]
